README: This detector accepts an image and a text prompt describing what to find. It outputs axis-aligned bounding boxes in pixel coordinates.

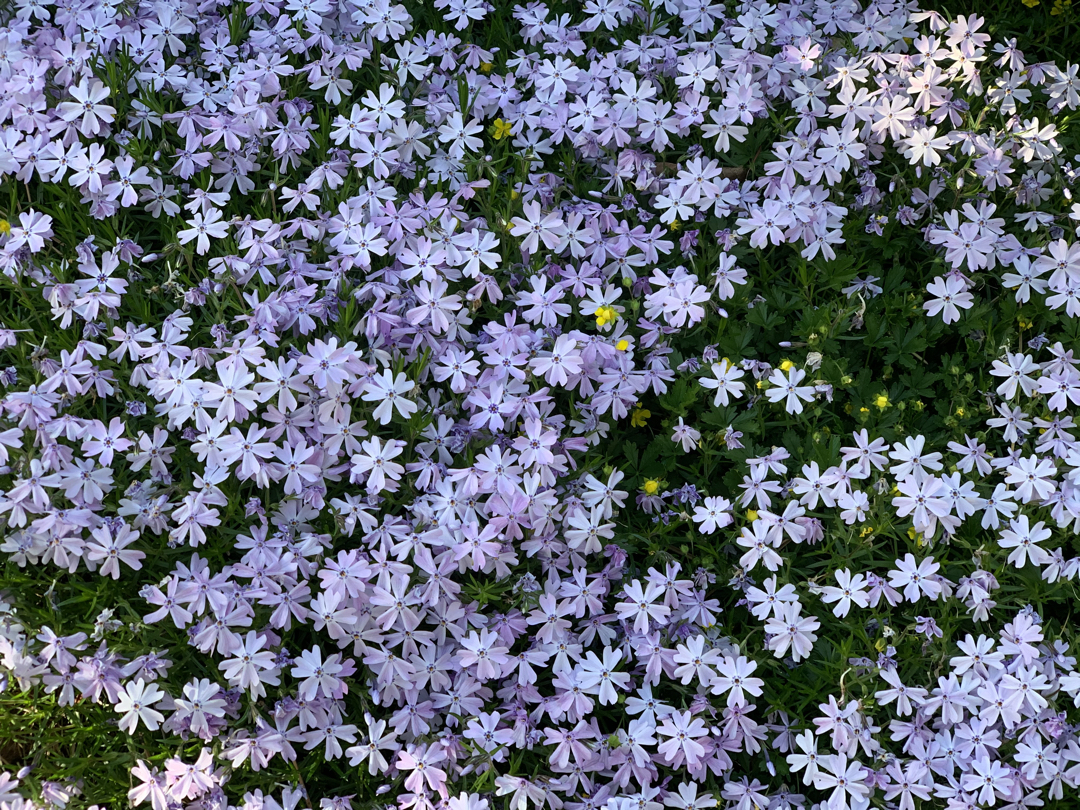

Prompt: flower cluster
[1,0,1080,809]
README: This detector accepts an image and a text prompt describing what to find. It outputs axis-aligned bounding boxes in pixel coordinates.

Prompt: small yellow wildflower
[480,62,493,73]
[1018,317,1033,329]
[616,339,630,351]
[860,526,874,538]
[510,189,520,200]
[669,219,681,231]
[859,406,869,414]
[875,637,887,652]
[875,394,889,410]
[1022,0,1039,6]
[0,220,9,235]
[643,479,660,496]
[780,359,794,372]
[955,407,965,417]
[1052,0,1070,14]
[630,403,651,427]
[595,305,619,328]
[490,118,513,140]
[746,509,758,522]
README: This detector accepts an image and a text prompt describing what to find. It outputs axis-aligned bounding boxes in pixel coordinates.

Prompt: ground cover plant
[2,0,1080,808]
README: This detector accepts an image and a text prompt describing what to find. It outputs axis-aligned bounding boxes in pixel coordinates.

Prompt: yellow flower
[745,509,758,522]
[859,406,869,414]
[630,404,651,427]
[480,61,493,73]
[1051,0,1070,13]
[860,526,874,538]
[616,339,630,351]
[875,394,889,410]
[1018,317,1032,329]
[643,479,660,495]
[875,637,887,652]
[955,407,965,417]
[0,220,9,235]
[669,219,681,231]
[510,190,520,200]
[490,118,513,141]
[780,359,794,372]
[594,305,619,328]
[1022,0,1039,6]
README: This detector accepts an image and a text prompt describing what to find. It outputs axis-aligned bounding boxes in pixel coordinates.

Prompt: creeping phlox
[1,0,1080,810]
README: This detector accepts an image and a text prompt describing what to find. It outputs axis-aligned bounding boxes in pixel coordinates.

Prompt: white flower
[671,417,701,452]
[998,514,1053,568]
[699,359,746,406]
[989,352,1040,399]
[361,369,418,425]
[923,275,974,323]
[177,209,229,255]
[691,496,733,534]
[764,366,816,414]
[819,568,870,617]
[903,126,951,166]
[115,678,165,734]
[764,603,819,662]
